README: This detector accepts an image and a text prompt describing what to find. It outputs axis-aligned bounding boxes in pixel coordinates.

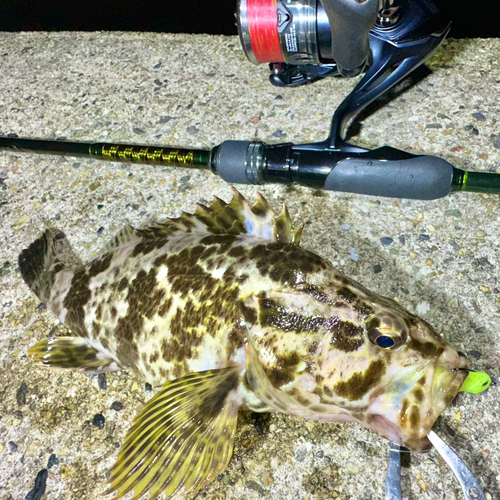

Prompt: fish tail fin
[28,337,119,372]
[18,229,81,303]
[107,366,242,500]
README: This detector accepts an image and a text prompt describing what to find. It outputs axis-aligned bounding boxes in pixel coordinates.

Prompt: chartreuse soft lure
[459,370,492,394]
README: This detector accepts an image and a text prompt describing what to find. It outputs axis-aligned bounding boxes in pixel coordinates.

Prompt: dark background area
[0,0,499,38]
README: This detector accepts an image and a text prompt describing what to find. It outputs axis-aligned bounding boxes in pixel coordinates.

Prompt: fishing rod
[1,135,499,200]
[1,0,498,200]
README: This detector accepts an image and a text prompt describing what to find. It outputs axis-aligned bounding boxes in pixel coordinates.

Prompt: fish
[18,188,469,500]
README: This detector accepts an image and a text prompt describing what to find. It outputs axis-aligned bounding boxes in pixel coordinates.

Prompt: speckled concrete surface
[0,32,499,500]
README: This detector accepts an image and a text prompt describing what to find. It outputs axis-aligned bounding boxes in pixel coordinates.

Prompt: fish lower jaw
[366,404,435,452]
[401,432,433,452]
[367,414,404,446]
[399,408,446,452]
[368,414,433,452]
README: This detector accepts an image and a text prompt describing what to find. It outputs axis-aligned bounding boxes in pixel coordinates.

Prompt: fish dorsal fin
[103,224,138,251]
[275,204,302,244]
[139,188,302,244]
[107,367,242,500]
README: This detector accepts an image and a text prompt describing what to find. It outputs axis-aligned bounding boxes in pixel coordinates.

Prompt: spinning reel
[237,0,450,146]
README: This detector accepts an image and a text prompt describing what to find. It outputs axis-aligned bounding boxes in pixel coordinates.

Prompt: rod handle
[324,156,454,200]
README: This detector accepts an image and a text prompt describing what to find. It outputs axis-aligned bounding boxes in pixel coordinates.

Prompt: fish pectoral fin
[28,337,119,372]
[107,366,242,500]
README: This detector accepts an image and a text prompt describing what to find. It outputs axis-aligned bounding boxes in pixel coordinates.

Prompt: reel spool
[238,0,325,66]
[236,0,435,87]
[237,0,386,84]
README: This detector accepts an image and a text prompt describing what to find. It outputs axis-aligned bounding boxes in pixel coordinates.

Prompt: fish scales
[19,188,470,500]
[50,226,333,386]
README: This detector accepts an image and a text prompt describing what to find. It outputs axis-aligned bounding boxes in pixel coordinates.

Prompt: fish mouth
[399,349,469,452]
[365,347,469,451]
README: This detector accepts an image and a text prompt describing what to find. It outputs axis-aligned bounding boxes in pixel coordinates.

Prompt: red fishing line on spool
[246,0,283,63]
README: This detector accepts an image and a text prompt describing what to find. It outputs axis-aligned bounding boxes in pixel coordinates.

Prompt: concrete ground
[0,32,499,500]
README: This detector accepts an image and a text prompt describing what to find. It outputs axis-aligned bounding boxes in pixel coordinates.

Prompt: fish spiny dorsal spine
[136,188,302,244]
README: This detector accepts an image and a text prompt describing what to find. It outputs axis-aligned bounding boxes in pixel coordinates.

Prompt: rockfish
[19,189,469,500]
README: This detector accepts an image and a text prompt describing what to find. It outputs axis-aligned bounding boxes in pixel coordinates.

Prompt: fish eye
[368,328,399,349]
[375,334,395,349]
[366,315,408,350]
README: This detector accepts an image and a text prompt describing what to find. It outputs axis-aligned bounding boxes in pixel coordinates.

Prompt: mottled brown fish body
[19,189,469,500]
[48,229,336,386]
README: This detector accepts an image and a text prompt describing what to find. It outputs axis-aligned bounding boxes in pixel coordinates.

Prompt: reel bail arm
[313,0,452,151]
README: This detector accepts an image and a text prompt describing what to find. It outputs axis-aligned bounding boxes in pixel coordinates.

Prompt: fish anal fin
[107,366,242,500]
[28,337,119,373]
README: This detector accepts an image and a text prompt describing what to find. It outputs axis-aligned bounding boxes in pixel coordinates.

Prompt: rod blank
[0,136,212,170]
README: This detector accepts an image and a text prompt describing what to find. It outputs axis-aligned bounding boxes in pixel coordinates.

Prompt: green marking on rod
[462,170,468,190]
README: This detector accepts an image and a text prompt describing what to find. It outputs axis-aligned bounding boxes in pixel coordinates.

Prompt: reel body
[237,0,449,89]
[237,0,451,156]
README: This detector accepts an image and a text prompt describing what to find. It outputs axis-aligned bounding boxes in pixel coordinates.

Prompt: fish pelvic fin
[137,188,302,244]
[18,229,81,303]
[107,366,242,500]
[28,337,119,372]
